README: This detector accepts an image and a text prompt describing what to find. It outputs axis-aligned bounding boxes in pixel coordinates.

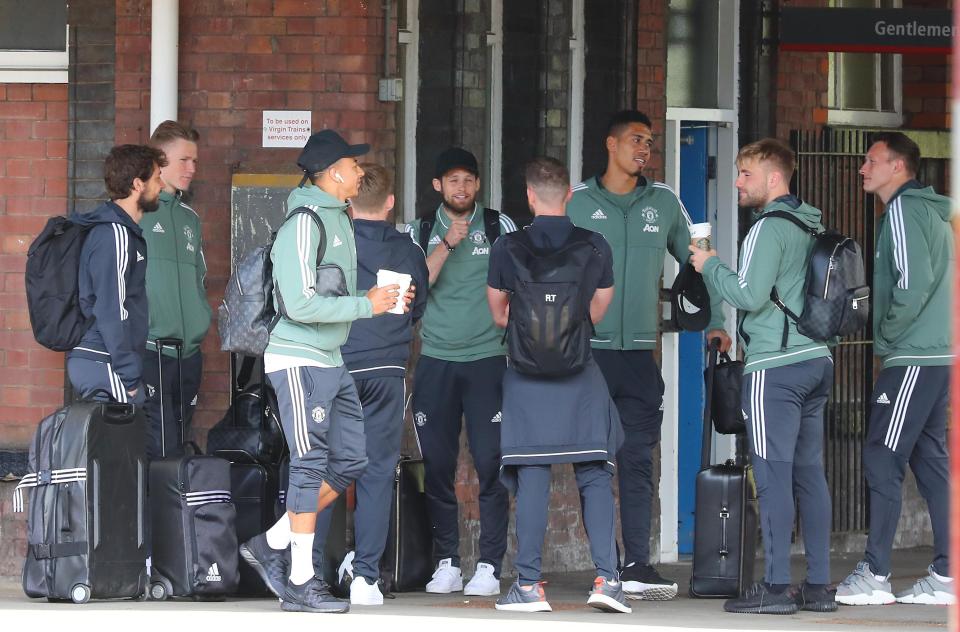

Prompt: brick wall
[114,0,398,436]
[775,0,829,141]
[636,0,667,181]
[0,84,70,449]
[901,0,951,130]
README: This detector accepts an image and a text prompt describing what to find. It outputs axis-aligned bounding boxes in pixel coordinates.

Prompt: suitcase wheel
[70,584,91,604]
[149,577,172,601]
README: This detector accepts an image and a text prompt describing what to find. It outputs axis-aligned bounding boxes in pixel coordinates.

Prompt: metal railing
[791,128,875,534]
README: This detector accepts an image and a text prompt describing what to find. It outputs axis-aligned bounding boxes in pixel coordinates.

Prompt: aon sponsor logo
[472,246,490,256]
[643,224,659,233]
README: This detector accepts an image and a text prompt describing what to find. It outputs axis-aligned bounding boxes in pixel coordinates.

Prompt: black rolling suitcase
[148,339,239,600]
[690,339,759,598]
[17,401,148,603]
[381,456,433,592]
[224,455,280,596]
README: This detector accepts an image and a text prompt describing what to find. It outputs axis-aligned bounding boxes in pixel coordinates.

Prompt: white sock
[265,513,291,549]
[874,572,889,583]
[931,569,953,583]
[289,532,315,585]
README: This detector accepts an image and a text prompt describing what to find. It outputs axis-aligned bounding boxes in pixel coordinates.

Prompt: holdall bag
[707,347,746,435]
[148,339,239,601]
[380,456,434,592]
[690,339,758,598]
[206,356,286,465]
[17,401,148,603]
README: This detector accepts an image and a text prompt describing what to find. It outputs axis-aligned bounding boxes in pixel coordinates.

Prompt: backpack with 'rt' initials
[501,227,602,378]
[765,210,870,348]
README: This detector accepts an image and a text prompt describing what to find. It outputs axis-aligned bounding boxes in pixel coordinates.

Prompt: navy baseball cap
[435,147,479,179]
[297,130,369,174]
[671,263,711,332]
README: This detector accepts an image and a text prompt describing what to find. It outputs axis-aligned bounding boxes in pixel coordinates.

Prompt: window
[0,0,69,83]
[827,0,902,127]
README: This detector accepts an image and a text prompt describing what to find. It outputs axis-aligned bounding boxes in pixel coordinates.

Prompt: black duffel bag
[704,343,746,435]
[207,356,286,465]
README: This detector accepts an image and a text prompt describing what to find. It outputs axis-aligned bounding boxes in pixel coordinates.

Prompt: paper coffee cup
[377,269,412,315]
[690,222,712,251]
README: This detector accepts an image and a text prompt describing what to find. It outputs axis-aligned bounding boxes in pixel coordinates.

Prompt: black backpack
[25,216,96,351]
[218,207,325,356]
[417,207,502,253]
[765,210,870,348]
[501,227,601,378]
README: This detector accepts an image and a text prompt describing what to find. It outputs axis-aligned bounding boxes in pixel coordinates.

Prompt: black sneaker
[787,582,838,612]
[239,533,290,599]
[724,582,799,615]
[620,562,678,600]
[280,576,350,613]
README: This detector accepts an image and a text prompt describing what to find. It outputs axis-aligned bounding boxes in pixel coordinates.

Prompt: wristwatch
[442,238,455,252]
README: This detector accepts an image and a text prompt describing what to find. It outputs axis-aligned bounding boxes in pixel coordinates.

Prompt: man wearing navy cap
[239,130,411,614]
[405,147,517,596]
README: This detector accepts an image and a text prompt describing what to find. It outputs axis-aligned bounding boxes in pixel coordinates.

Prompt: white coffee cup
[690,222,712,251]
[376,269,413,315]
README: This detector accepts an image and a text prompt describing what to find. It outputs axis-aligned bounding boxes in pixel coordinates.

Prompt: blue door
[676,124,712,554]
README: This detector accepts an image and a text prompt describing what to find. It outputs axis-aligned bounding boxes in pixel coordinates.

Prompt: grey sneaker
[587,576,632,613]
[895,565,956,605]
[495,581,551,612]
[835,561,894,606]
[280,576,350,613]
[239,533,290,599]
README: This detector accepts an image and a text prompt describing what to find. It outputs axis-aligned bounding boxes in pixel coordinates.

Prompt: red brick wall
[775,0,829,140]
[902,0,951,129]
[115,0,397,436]
[0,84,70,448]
[636,0,667,181]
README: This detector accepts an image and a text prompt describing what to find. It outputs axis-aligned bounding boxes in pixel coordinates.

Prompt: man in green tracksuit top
[836,132,955,607]
[141,121,211,459]
[567,110,730,599]
[238,130,407,614]
[690,139,835,615]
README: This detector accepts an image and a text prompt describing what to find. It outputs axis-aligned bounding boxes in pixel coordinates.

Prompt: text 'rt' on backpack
[501,227,601,378]
[219,207,326,357]
[765,210,870,347]
[25,216,95,352]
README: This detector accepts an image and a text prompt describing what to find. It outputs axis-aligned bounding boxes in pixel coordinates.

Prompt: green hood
[286,183,348,216]
[900,186,953,222]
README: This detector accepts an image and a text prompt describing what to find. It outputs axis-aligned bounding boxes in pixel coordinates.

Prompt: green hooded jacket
[567,176,725,350]
[873,183,954,368]
[265,184,373,366]
[701,197,831,373]
[141,190,211,358]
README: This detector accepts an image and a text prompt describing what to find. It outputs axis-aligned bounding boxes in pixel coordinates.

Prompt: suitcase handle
[101,403,137,424]
[701,338,720,471]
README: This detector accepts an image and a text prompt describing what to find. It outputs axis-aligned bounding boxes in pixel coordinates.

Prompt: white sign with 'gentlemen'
[262,111,312,148]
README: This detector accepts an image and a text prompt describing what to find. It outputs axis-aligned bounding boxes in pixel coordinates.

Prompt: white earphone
[333,172,345,183]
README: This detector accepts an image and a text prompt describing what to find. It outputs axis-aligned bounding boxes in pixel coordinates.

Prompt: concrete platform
[0,547,948,631]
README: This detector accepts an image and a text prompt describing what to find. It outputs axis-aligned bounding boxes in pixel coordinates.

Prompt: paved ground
[0,547,949,631]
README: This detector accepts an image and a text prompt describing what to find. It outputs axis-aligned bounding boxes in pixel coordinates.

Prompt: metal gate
[791,128,875,536]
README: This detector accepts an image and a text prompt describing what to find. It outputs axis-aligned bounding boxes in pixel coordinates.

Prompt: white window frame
[0,24,69,83]
[827,0,903,127]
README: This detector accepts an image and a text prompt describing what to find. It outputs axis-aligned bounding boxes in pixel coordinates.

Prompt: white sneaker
[350,575,384,605]
[464,562,501,596]
[426,558,463,593]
